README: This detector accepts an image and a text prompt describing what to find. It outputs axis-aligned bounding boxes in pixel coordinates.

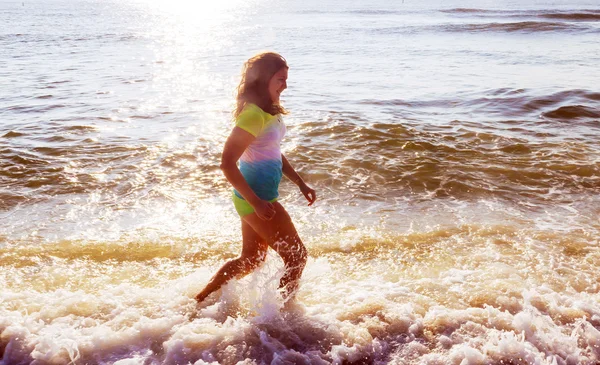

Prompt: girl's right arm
[220,127,276,220]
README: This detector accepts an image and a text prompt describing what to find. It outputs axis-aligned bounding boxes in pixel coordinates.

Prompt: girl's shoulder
[240,102,261,114]
[241,103,273,118]
[236,103,268,137]
[238,103,269,123]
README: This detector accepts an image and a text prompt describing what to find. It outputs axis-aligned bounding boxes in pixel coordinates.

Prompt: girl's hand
[253,200,276,220]
[300,183,317,206]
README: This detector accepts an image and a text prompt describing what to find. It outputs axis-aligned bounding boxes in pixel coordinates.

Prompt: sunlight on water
[140,0,252,22]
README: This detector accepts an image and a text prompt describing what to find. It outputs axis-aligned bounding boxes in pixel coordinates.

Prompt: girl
[195,52,316,305]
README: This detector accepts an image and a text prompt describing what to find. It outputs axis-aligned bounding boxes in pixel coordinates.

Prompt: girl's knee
[297,243,308,264]
[240,252,266,270]
[284,241,307,268]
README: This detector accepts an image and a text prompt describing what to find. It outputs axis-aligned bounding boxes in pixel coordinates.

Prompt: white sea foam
[2,231,600,364]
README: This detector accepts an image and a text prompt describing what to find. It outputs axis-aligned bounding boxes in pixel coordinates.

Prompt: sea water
[1,0,600,363]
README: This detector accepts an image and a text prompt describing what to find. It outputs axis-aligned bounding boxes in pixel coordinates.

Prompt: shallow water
[1,0,600,364]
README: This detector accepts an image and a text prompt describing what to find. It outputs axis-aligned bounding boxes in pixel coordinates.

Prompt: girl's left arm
[282,154,317,206]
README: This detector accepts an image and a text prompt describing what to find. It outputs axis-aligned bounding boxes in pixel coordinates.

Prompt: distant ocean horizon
[1,0,599,364]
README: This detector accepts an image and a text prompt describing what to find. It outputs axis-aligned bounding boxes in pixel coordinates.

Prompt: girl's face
[268,67,288,104]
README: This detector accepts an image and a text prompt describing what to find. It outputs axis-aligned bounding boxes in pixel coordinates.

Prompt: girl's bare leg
[242,202,308,301]
[195,220,268,303]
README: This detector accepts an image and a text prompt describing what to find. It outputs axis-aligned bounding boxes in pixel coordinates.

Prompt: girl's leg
[242,202,308,301]
[195,219,268,303]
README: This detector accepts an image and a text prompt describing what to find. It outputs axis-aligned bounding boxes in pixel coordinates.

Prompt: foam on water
[2,212,600,364]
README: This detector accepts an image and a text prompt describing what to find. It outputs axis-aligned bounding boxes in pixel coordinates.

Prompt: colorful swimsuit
[233,103,286,216]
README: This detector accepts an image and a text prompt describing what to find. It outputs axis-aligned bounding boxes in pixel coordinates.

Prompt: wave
[434,9,600,33]
[2,119,598,212]
[343,9,403,15]
[441,8,499,14]
[1,223,599,364]
[0,33,141,43]
[372,22,595,35]
[1,131,25,138]
[5,103,67,113]
[0,240,192,265]
[0,130,224,211]
[540,12,600,21]
[439,21,588,33]
[542,105,600,119]
[307,8,600,22]
[1,86,598,211]
[291,109,600,204]
[442,8,600,19]
[301,8,599,34]
[0,193,29,211]
[359,89,600,120]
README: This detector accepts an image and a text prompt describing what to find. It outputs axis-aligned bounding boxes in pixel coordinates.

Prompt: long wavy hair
[234,52,289,118]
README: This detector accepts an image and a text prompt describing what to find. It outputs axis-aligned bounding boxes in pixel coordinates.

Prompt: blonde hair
[234,52,289,118]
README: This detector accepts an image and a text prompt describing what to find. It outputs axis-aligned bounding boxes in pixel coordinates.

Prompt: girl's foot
[282,297,306,315]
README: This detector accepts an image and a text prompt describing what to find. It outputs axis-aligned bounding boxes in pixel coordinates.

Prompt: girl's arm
[282,154,317,206]
[221,127,276,220]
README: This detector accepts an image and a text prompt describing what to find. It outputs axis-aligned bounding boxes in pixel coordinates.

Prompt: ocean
[1,0,600,363]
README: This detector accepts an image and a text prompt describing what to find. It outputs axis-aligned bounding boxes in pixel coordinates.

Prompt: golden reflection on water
[3,223,598,296]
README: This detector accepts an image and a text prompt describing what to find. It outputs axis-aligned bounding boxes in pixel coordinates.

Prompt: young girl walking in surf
[195,52,316,305]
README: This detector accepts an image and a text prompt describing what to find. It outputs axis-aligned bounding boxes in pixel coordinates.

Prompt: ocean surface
[1,0,600,363]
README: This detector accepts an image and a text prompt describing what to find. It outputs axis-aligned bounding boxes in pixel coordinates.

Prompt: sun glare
[140,0,251,23]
